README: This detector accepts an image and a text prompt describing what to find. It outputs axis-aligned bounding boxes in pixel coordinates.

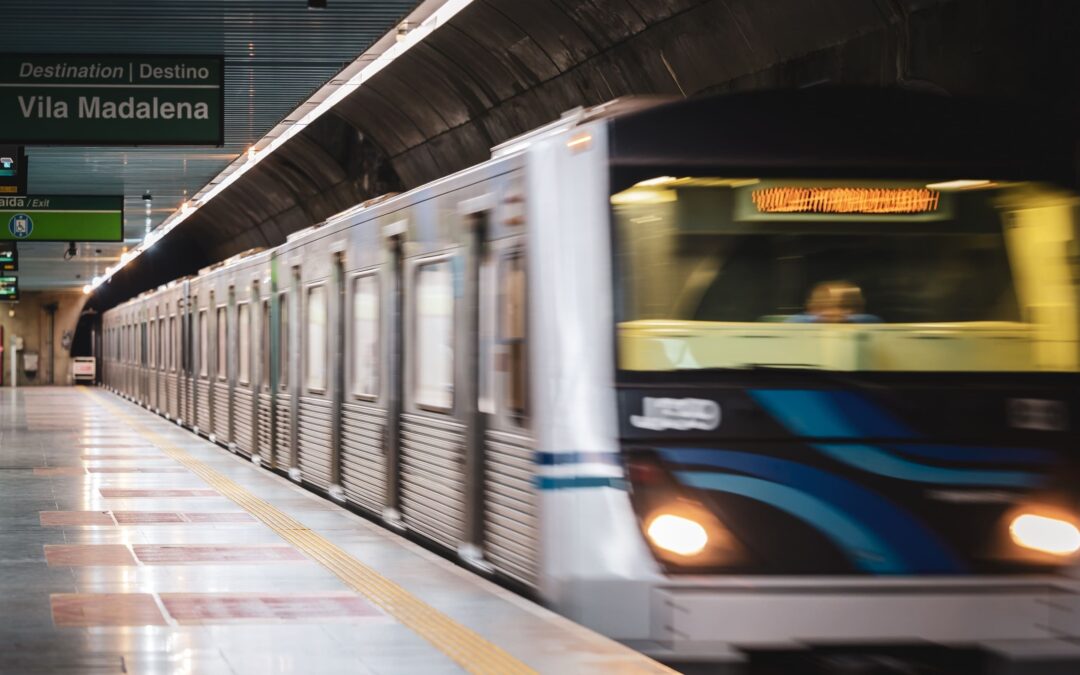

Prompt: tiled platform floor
[0,386,673,675]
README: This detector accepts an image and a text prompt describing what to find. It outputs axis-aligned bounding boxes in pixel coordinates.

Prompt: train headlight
[1009,513,1080,556]
[646,513,709,557]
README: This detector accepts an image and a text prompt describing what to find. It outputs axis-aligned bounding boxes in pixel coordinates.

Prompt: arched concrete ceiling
[93,0,1080,310]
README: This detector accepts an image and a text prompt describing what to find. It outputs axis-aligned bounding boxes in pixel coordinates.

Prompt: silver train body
[103,93,1080,663]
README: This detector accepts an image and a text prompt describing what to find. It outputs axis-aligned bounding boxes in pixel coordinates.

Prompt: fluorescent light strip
[93,0,474,291]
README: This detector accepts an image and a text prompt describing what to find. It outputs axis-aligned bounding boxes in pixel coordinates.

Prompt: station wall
[0,291,86,386]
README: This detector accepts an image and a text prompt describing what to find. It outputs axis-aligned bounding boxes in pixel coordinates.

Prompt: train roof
[607,87,1078,191]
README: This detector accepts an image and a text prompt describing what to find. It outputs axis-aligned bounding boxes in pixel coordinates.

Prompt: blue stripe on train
[750,389,1053,465]
[535,476,626,490]
[676,471,906,574]
[660,447,964,573]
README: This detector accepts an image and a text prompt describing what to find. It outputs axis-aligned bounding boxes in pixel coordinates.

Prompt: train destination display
[0,55,223,145]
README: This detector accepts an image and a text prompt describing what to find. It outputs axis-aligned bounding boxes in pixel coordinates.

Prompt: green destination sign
[0,195,123,242]
[0,275,18,301]
[0,55,223,145]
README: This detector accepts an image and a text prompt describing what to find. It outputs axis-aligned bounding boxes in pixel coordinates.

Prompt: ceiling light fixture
[91,0,478,293]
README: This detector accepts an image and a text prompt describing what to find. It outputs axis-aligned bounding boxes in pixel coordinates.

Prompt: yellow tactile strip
[81,387,537,675]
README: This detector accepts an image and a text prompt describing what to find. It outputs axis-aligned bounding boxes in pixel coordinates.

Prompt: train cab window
[198,310,209,378]
[279,294,289,390]
[216,306,227,380]
[351,274,379,398]
[261,300,270,389]
[500,252,528,424]
[610,178,1048,373]
[238,303,251,385]
[414,259,454,411]
[306,285,328,392]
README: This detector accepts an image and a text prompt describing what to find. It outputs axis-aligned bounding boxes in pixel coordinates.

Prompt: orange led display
[752,187,941,214]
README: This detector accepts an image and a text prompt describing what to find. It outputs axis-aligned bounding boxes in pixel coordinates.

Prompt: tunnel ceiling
[95,0,1080,310]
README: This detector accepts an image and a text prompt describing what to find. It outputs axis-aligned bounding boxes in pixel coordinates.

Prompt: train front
[603,91,1080,665]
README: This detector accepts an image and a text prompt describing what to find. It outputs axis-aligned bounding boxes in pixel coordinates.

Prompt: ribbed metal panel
[400,414,466,551]
[7,0,416,291]
[213,382,230,441]
[196,380,211,433]
[484,429,539,587]
[297,396,334,489]
[341,402,386,515]
[234,388,254,456]
[167,374,179,419]
[275,395,291,463]
[258,392,273,458]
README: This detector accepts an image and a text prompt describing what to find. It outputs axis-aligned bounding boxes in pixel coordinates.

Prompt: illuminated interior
[612,178,1080,372]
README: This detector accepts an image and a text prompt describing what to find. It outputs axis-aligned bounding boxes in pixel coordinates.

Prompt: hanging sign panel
[0,55,223,146]
[0,196,123,242]
[0,242,17,271]
[0,275,18,301]
[0,146,27,194]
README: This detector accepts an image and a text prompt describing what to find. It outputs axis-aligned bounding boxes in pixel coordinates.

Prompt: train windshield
[612,178,1080,372]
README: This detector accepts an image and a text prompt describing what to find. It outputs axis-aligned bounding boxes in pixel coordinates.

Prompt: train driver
[786,280,882,324]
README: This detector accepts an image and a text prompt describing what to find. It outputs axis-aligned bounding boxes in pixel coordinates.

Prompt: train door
[168,307,178,420]
[233,279,256,457]
[179,293,190,425]
[283,263,300,479]
[196,291,212,436]
[339,251,388,516]
[479,236,537,586]
[212,284,231,445]
[400,232,468,551]
[296,255,336,492]
[140,316,148,404]
[149,313,157,411]
[257,283,273,464]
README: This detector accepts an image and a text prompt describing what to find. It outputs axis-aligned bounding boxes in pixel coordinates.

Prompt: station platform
[0,386,673,675]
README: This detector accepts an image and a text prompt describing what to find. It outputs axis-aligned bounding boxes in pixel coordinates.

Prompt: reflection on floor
[0,386,672,675]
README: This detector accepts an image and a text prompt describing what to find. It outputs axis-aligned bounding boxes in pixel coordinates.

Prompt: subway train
[103,89,1080,665]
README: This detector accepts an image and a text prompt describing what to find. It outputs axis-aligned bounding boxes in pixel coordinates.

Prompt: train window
[279,294,289,390]
[199,310,208,378]
[148,320,155,368]
[261,300,270,389]
[414,259,454,411]
[500,251,528,424]
[238,303,251,385]
[306,285,327,392]
[158,317,164,369]
[216,306,227,380]
[351,274,379,398]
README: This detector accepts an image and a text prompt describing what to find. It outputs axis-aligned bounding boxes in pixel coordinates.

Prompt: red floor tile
[51,593,166,627]
[133,545,306,564]
[33,467,86,477]
[159,593,380,623]
[112,512,186,524]
[39,511,117,527]
[44,544,137,566]
[100,488,219,498]
[87,467,189,474]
